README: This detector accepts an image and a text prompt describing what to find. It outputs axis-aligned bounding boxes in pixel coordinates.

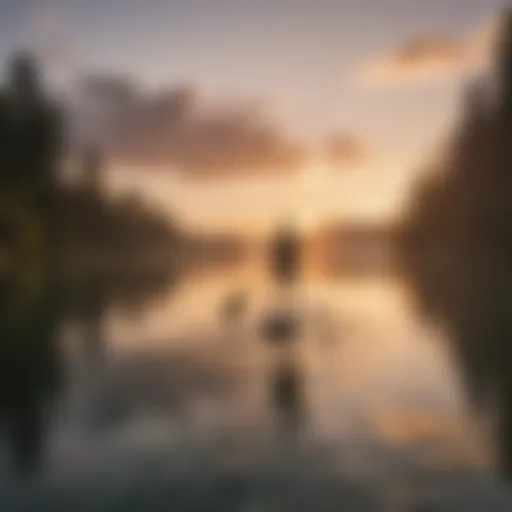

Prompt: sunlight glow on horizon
[104,153,413,235]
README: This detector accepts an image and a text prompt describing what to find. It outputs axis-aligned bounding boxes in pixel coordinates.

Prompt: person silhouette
[269,224,301,286]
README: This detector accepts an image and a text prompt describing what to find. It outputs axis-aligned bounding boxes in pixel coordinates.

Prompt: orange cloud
[356,17,500,89]
[326,132,372,168]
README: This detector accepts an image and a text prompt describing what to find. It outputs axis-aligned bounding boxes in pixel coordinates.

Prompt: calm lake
[1,259,512,511]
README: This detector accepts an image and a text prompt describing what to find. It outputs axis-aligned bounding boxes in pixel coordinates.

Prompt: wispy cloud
[77,74,377,179]
[355,17,500,89]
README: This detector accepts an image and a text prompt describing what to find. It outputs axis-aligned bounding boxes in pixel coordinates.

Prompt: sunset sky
[0,0,506,232]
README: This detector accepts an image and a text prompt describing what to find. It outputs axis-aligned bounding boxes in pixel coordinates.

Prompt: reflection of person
[260,308,300,346]
[272,358,303,433]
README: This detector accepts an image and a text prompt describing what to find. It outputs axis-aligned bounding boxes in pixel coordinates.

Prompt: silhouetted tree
[402,9,512,481]
[0,52,62,195]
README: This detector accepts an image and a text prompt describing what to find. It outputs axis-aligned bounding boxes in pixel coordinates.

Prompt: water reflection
[3,251,512,510]
[272,354,304,435]
[404,248,512,482]
[0,273,61,475]
[219,289,248,328]
[0,261,178,479]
